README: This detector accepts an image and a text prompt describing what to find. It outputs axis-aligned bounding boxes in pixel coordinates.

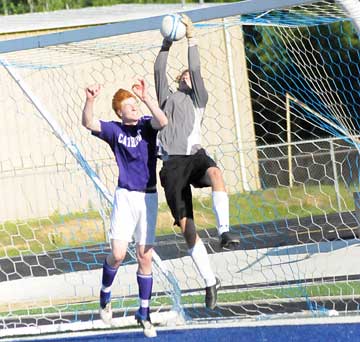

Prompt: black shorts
[159,148,217,226]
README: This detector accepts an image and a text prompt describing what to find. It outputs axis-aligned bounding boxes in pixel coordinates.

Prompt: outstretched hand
[85,84,101,100]
[181,14,195,39]
[132,78,149,102]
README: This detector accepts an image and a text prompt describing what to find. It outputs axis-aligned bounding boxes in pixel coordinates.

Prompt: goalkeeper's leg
[160,163,220,309]
[181,217,220,310]
[206,167,240,249]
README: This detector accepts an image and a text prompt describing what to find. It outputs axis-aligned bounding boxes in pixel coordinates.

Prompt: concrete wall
[0,22,260,222]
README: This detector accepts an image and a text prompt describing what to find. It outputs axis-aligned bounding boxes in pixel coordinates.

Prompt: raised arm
[82,84,101,132]
[182,14,208,108]
[132,79,168,130]
[154,39,172,108]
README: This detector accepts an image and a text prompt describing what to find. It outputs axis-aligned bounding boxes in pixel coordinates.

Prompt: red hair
[112,88,135,113]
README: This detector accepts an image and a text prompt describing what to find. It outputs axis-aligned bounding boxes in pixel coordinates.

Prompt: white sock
[101,285,111,293]
[188,239,216,287]
[212,191,230,236]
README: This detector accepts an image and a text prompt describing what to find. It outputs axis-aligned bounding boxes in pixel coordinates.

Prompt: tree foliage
[244,21,360,144]
[0,0,238,15]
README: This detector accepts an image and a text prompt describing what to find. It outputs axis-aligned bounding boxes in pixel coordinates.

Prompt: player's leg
[179,216,220,309]
[193,149,239,249]
[135,245,156,338]
[100,239,128,324]
[134,191,158,338]
[99,188,134,324]
[179,181,220,309]
[160,157,220,309]
[205,166,240,249]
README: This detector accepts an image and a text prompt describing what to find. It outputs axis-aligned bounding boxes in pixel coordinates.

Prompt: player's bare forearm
[132,78,168,130]
[143,97,168,130]
[82,85,101,132]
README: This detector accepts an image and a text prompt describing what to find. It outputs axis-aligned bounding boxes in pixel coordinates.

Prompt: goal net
[1,0,360,337]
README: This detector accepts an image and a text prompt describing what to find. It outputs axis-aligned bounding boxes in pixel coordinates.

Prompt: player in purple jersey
[82,79,167,338]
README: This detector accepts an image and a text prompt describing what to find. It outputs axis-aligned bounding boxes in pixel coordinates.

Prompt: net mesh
[1,0,360,335]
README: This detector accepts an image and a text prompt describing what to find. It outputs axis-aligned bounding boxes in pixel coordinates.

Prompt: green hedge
[0,0,239,16]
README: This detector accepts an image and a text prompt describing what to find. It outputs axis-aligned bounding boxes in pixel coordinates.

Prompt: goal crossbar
[0,0,316,54]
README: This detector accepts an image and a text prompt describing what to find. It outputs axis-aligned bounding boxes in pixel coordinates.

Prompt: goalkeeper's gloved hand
[181,14,195,39]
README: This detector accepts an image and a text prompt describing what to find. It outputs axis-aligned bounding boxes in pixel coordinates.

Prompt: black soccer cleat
[205,277,221,310]
[220,231,240,249]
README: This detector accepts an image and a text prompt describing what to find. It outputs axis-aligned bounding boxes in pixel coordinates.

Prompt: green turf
[2,281,359,318]
[0,183,357,257]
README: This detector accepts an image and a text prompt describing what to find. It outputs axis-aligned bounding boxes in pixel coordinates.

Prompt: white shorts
[109,187,158,245]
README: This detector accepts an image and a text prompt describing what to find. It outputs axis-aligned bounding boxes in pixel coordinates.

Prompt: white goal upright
[1,0,360,338]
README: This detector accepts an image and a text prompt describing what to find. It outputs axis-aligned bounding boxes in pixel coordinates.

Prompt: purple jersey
[92,116,158,192]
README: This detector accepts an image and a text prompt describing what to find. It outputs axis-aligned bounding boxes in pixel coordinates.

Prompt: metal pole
[95,162,108,242]
[336,0,360,33]
[223,18,251,191]
[286,93,293,187]
[330,140,342,211]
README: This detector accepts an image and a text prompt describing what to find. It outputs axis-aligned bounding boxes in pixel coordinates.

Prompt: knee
[207,167,222,181]
[111,249,126,264]
[184,231,198,248]
[137,248,153,267]
[180,218,198,248]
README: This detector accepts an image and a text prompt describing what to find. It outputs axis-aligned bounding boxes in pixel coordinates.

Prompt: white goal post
[336,0,360,31]
[0,0,315,53]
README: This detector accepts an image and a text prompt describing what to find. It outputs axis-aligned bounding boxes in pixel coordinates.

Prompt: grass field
[0,184,356,258]
[1,280,359,317]
[0,183,358,322]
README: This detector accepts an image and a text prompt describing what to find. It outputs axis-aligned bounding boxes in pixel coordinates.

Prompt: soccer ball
[160,14,186,42]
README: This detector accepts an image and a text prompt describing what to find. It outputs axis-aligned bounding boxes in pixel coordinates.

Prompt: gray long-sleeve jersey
[154,42,208,156]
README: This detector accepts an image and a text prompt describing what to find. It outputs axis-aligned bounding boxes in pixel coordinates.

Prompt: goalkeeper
[154,14,240,310]
[82,79,167,337]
